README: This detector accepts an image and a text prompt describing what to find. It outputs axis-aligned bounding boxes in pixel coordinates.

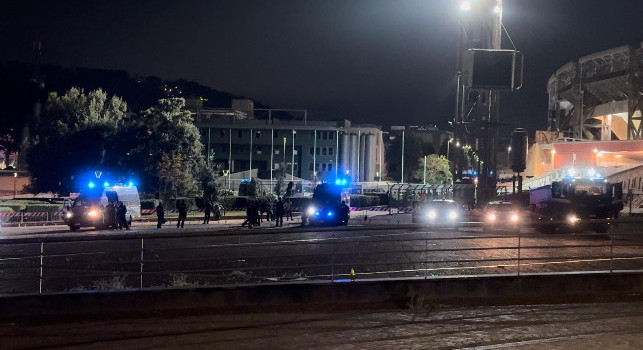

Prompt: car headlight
[65,212,73,219]
[87,209,98,217]
[427,210,437,220]
[448,210,458,220]
[487,213,496,221]
[510,213,519,222]
[567,215,580,224]
[306,206,316,216]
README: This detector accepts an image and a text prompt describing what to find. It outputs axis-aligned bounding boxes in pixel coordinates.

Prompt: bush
[0,201,27,212]
[0,207,14,213]
[349,195,380,208]
[25,204,63,213]
[141,199,159,210]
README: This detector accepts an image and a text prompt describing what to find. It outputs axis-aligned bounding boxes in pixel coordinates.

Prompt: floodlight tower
[456,0,503,200]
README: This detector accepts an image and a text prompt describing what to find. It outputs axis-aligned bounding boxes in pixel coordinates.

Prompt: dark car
[482,200,521,233]
[302,183,350,226]
[411,199,464,228]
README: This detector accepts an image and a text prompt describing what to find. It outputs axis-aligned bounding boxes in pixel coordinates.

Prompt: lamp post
[13,172,17,197]
[291,130,296,181]
[507,145,512,169]
[401,130,405,183]
[423,155,427,185]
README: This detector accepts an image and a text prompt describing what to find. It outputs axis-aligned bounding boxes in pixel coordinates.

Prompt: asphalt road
[1,216,642,295]
[2,302,642,349]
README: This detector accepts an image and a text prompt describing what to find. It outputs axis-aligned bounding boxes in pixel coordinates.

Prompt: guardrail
[0,220,641,295]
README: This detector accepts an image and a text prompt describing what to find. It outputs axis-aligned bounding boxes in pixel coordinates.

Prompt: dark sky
[1,0,641,134]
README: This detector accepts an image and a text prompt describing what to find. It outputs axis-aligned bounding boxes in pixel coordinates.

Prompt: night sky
[2,0,641,134]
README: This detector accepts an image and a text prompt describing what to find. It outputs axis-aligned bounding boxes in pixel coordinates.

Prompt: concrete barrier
[1,272,642,321]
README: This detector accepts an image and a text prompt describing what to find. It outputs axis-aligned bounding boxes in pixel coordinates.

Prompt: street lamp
[507,146,512,168]
[13,172,17,197]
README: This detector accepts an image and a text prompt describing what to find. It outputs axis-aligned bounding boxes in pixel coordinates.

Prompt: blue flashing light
[335,179,341,185]
[103,181,110,187]
[128,181,134,187]
[315,211,320,216]
[472,171,478,176]
[489,170,494,175]
[88,181,95,188]
[327,211,334,217]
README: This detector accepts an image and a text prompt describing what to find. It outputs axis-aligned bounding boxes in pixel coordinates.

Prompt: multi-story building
[192,100,384,185]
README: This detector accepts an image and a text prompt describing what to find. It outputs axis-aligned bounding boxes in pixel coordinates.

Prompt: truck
[63,185,141,231]
[301,183,350,226]
[529,178,623,233]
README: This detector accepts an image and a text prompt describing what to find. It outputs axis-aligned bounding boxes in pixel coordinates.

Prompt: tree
[196,159,221,202]
[129,97,205,197]
[157,154,196,202]
[386,133,424,182]
[410,154,453,184]
[27,88,128,194]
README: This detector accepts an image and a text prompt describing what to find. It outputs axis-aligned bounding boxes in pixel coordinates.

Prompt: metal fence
[0,220,641,295]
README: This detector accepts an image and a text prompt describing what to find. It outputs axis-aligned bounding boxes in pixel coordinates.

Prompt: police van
[63,185,141,231]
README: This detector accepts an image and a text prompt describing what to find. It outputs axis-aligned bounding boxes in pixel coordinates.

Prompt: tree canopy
[410,154,452,184]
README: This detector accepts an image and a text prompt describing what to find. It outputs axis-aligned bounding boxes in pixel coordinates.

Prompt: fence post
[609,230,614,273]
[331,234,335,282]
[39,242,44,294]
[140,238,144,289]
[517,227,521,276]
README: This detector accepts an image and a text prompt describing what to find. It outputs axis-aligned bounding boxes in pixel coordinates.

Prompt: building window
[315,163,320,171]
[257,146,262,154]
[309,147,314,155]
[255,131,261,138]
[316,147,320,154]
[322,132,328,140]
[322,148,327,155]
[322,163,327,171]
[275,149,280,155]
[328,148,334,156]
[220,130,225,138]
[328,164,333,172]
[329,132,334,140]
[238,130,243,138]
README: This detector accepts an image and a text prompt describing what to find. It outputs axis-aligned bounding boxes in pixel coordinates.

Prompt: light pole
[291,130,296,181]
[401,130,405,183]
[13,172,17,197]
[423,155,427,184]
[507,145,512,169]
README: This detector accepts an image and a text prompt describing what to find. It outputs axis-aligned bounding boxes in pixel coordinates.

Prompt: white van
[64,185,141,231]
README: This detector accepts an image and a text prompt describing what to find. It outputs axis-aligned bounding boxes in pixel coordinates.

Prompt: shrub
[0,201,27,212]
[25,204,63,213]
[349,195,380,208]
[0,207,14,213]
[140,199,159,210]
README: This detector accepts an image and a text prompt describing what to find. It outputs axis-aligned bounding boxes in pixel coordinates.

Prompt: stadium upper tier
[547,42,642,141]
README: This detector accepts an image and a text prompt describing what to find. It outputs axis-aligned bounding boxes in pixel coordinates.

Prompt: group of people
[155,199,223,229]
[105,201,130,230]
[242,197,293,228]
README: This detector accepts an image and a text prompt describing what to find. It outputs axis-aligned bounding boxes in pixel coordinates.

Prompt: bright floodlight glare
[568,215,580,224]
[128,181,134,186]
[427,210,437,219]
[306,206,316,216]
[88,209,98,217]
[460,1,471,11]
[587,168,596,177]
[449,210,458,220]
[510,213,519,222]
[335,179,341,185]
[103,181,109,187]
[493,5,501,14]
[487,213,496,221]
[88,182,95,188]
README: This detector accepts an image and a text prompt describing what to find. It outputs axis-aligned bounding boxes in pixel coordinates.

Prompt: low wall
[1,272,642,321]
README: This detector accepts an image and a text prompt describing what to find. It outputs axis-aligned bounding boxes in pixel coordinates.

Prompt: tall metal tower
[455,0,503,200]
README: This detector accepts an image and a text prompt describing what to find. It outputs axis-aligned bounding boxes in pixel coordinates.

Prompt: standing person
[265,199,273,222]
[259,199,266,224]
[213,202,221,221]
[176,199,187,228]
[275,197,284,227]
[106,201,117,229]
[242,200,252,228]
[203,200,213,224]
[117,201,129,230]
[156,201,165,229]
[285,199,294,221]
[340,200,350,226]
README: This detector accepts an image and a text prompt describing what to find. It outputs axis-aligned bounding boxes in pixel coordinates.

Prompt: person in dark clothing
[265,199,273,222]
[203,200,213,224]
[275,197,284,227]
[176,199,187,228]
[340,200,350,226]
[156,201,165,229]
[117,201,129,230]
[285,199,294,221]
[106,201,117,229]
[242,200,252,228]
[213,203,221,221]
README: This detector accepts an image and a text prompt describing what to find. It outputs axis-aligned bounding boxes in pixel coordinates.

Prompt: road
[1,216,641,295]
[2,302,642,349]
